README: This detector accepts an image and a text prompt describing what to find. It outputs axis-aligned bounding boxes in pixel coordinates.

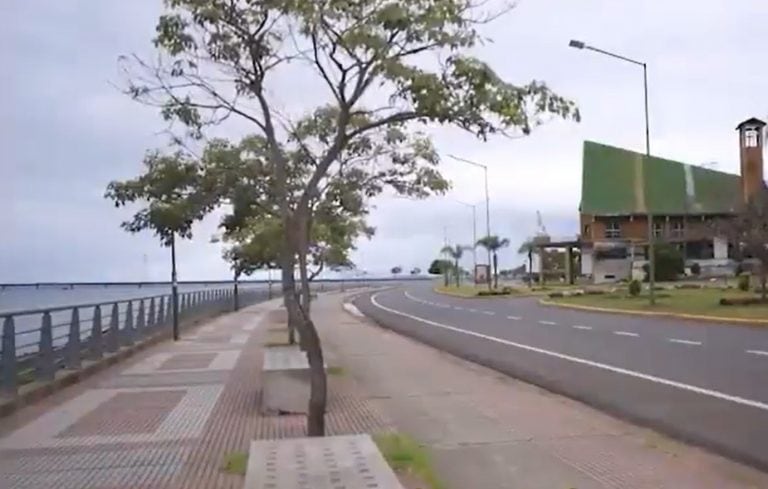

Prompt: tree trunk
[291,209,327,437]
[280,256,300,345]
[761,263,767,302]
[298,251,312,316]
[493,252,499,289]
[295,304,327,436]
[454,258,460,287]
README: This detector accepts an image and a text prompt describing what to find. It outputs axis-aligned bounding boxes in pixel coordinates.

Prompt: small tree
[648,243,684,282]
[441,245,467,287]
[124,0,579,436]
[721,190,768,300]
[105,152,216,340]
[476,235,510,289]
[391,266,403,276]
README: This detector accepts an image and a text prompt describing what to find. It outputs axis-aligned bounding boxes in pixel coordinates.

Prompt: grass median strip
[545,288,768,324]
[374,432,443,489]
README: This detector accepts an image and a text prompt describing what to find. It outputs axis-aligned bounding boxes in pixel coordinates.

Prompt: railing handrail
[0,287,235,318]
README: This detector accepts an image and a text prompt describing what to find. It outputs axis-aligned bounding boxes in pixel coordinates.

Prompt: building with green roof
[579,118,765,283]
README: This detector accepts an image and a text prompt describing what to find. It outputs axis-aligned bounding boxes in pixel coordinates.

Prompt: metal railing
[0,277,431,399]
[0,287,266,398]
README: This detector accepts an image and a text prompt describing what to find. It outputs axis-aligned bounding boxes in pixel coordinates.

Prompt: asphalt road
[352,283,768,470]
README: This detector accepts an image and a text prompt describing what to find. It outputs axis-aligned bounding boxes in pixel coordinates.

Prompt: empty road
[352,283,768,470]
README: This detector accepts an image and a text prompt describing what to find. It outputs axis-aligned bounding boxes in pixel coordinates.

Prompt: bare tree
[721,190,768,300]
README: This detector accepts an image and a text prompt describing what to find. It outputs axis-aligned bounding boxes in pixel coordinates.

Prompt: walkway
[0,295,389,489]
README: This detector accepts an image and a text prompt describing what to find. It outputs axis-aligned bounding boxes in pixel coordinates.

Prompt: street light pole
[569,39,656,305]
[448,154,492,286]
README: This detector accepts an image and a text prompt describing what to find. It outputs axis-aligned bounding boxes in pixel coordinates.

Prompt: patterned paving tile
[121,351,240,375]
[0,445,189,489]
[58,391,186,437]
[158,353,216,371]
[0,385,224,449]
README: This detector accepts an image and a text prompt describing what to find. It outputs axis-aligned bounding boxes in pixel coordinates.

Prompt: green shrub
[690,263,701,276]
[548,291,564,298]
[628,280,642,297]
[719,296,767,306]
[477,289,511,297]
[738,274,750,292]
[501,286,514,294]
[584,289,606,295]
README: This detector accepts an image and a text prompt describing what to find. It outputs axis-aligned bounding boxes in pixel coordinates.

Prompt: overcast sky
[2,1,766,282]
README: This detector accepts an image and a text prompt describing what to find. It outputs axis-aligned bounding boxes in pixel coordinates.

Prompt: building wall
[593,258,631,283]
[580,213,727,243]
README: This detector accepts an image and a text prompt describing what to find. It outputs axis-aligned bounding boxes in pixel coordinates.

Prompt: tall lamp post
[455,200,478,280]
[448,154,492,286]
[568,39,656,305]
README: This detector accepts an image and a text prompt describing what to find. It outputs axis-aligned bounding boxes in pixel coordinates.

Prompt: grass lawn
[548,287,768,322]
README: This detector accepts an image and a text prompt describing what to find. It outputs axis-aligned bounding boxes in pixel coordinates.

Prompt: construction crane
[535,210,549,238]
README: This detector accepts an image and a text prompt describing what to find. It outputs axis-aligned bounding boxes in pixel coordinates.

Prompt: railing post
[37,312,55,381]
[106,303,119,353]
[158,296,166,327]
[1,316,17,397]
[65,307,82,369]
[123,301,134,347]
[90,305,103,360]
[136,300,146,338]
[147,298,156,331]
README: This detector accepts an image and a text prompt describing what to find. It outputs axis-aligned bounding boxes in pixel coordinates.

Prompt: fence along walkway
[0,287,267,401]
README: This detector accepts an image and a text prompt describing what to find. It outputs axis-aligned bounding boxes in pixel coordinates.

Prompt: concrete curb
[539,299,768,326]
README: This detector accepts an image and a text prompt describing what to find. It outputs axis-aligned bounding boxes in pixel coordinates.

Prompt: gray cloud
[2,0,764,281]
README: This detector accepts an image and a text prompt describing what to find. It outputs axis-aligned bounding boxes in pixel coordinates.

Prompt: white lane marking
[454,306,465,311]
[538,320,557,325]
[467,308,479,313]
[370,292,768,413]
[404,290,425,303]
[482,311,495,316]
[747,350,768,356]
[668,338,702,346]
[573,325,593,330]
[507,315,521,320]
[614,331,639,337]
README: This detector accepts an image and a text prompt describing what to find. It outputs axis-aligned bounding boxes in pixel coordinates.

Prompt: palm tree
[476,235,510,289]
[440,244,467,287]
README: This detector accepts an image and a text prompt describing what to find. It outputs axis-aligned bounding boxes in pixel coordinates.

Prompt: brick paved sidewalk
[0,296,391,489]
[319,294,768,489]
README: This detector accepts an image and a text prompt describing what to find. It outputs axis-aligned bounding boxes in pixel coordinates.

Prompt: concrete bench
[244,434,403,489]
[261,345,322,415]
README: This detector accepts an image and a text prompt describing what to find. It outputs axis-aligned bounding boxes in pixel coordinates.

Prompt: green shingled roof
[580,141,742,216]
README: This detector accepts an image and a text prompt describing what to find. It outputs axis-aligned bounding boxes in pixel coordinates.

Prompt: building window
[745,128,760,148]
[653,221,664,238]
[605,221,621,239]
[671,221,685,238]
[583,224,591,238]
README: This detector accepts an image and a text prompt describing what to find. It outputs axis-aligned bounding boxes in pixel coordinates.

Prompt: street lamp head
[569,39,586,49]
